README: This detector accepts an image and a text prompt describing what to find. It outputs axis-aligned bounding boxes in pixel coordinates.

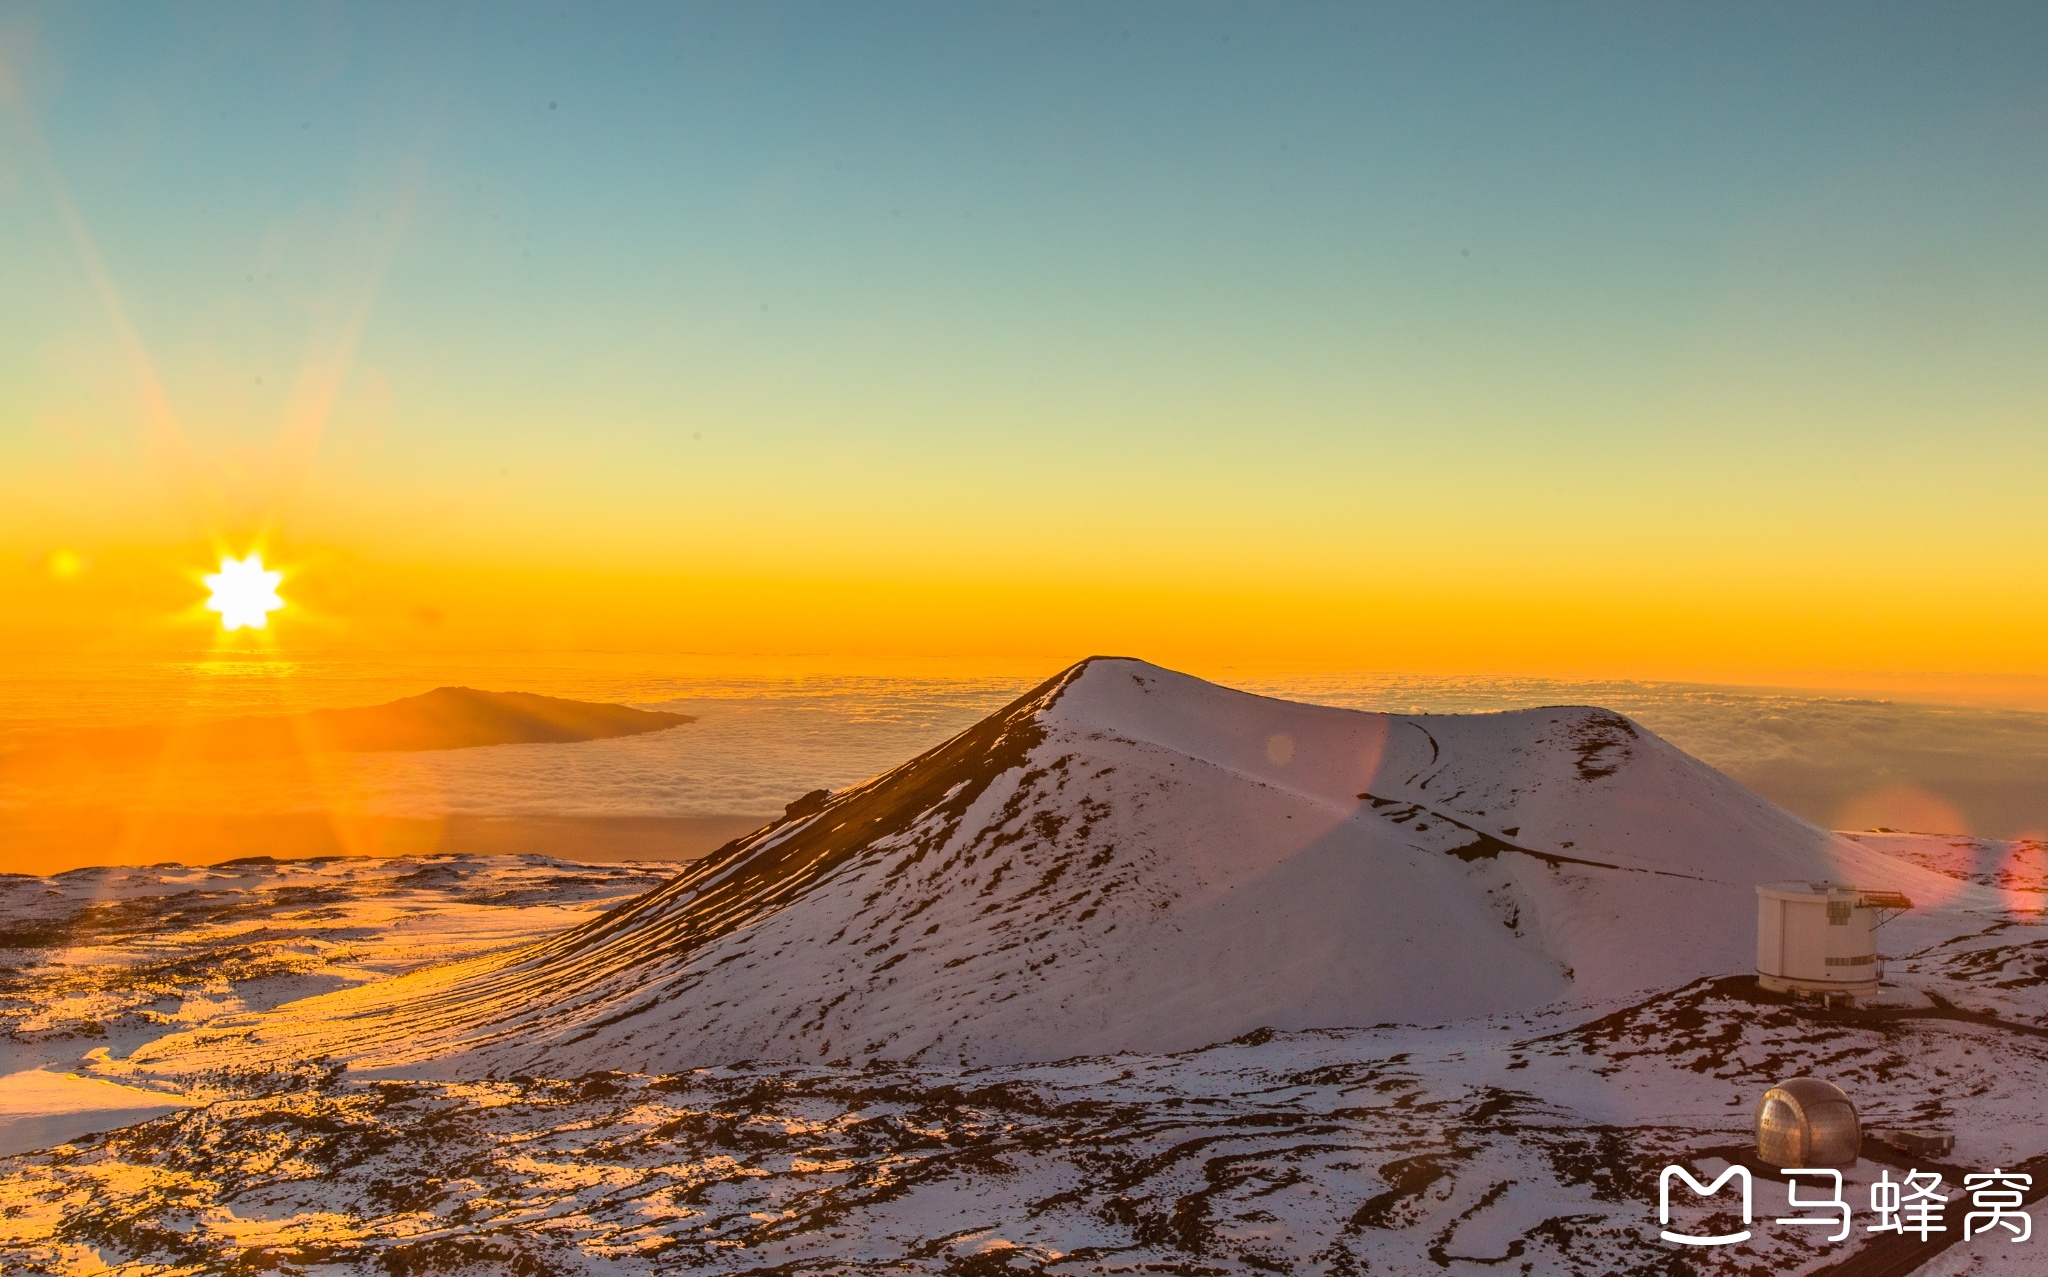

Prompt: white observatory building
[1756,882,1912,999]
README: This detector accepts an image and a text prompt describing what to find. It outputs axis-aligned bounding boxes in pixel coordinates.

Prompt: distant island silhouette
[10,687,693,764]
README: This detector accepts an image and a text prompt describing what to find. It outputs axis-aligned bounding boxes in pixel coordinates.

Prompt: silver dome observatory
[1756,1077,1861,1168]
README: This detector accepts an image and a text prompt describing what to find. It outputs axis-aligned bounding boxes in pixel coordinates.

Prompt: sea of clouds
[3,661,2043,838]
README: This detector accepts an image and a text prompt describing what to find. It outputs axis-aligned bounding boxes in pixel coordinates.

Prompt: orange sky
[8,541,2048,711]
[4,7,2045,702]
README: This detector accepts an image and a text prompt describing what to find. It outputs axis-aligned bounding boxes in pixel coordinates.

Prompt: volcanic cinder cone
[133,658,1948,1076]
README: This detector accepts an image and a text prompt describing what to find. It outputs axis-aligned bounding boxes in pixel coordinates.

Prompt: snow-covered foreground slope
[126,658,1957,1077]
[0,853,672,1067]
[15,955,2048,1277]
[0,855,672,1156]
[1,831,2042,1276]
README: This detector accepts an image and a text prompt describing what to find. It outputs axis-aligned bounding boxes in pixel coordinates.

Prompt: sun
[204,553,286,631]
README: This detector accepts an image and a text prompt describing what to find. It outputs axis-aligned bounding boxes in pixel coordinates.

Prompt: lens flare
[203,554,286,631]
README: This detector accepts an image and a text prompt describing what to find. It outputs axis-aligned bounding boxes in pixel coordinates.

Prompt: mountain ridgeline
[131,658,1948,1077]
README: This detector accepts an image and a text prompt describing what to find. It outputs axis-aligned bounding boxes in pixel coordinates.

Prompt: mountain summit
[139,658,1944,1075]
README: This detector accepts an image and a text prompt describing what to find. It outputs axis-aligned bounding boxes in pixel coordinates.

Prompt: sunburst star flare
[203,554,285,632]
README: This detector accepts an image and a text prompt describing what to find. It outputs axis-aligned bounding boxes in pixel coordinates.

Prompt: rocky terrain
[119,658,1953,1077]
[0,660,2043,1274]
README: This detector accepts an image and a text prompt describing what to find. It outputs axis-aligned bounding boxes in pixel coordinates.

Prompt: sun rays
[203,554,286,631]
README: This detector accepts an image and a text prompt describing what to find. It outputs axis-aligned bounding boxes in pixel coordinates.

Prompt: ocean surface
[2,654,2044,840]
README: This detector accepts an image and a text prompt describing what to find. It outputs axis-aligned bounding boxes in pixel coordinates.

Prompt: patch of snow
[131,659,1967,1077]
[0,1068,191,1158]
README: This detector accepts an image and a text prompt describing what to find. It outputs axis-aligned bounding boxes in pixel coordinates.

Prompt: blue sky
[3,2,2045,673]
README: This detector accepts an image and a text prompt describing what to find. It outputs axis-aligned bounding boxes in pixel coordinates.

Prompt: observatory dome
[1756,881,1911,999]
[1756,1077,1861,1168]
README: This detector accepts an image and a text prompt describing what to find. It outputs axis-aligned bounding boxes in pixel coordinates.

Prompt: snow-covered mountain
[135,657,1951,1076]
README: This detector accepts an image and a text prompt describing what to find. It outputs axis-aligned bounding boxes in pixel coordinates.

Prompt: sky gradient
[3,3,2045,683]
